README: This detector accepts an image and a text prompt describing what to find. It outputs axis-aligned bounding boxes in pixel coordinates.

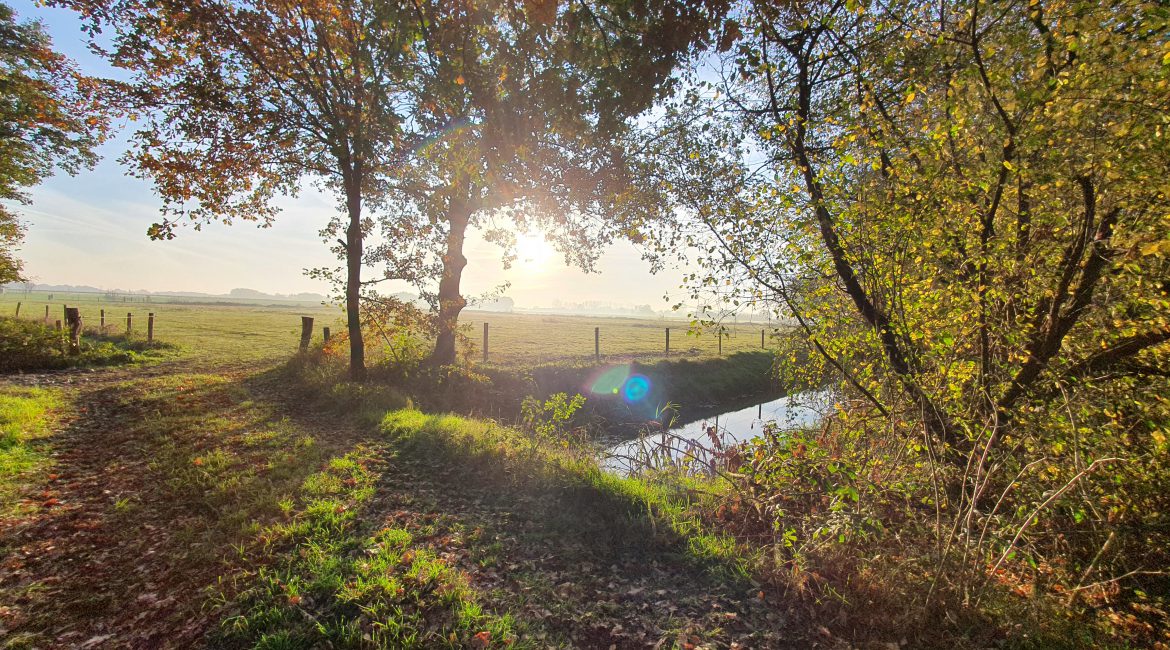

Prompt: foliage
[520,392,587,453]
[626,0,1170,641]
[58,0,446,381]
[0,2,109,283]
[0,316,174,371]
[365,0,731,366]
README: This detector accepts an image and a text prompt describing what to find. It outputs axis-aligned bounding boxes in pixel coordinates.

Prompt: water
[601,390,832,474]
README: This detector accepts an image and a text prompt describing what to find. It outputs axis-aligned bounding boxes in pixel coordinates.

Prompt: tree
[60,0,442,380]
[65,0,726,374]
[0,2,107,284]
[635,0,1170,600]
[372,0,729,366]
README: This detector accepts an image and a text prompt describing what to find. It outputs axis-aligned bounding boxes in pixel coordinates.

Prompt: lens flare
[589,365,630,395]
[622,374,651,403]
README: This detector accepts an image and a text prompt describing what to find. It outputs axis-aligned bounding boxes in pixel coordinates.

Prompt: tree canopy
[63,0,726,374]
[0,2,108,284]
[630,0,1170,615]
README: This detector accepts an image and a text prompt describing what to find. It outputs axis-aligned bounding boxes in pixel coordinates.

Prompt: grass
[463,311,781,365]
[0,316,179,372]
[0,295,800,646]
[0,293,781,368]
[0,387,61,517]
[0,294,343,365]
[215,443,522,649]
[379,408,753,580]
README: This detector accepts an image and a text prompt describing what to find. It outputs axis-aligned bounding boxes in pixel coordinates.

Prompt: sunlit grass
[216,444,522,648]
[0,387,61,517]
[379,408,754,581]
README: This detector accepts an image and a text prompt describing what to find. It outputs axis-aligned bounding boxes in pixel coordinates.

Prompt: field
[0,292,781,366]
[0,290,803,648]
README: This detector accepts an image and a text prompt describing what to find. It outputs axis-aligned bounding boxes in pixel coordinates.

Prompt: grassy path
[0,359,807,649]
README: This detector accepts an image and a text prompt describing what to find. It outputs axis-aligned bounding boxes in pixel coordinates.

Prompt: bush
[0,316,176,372]
[0,317,67,372]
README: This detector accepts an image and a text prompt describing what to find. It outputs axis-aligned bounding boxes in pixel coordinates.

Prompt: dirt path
[0,361,815,649]
[0,360,365,647]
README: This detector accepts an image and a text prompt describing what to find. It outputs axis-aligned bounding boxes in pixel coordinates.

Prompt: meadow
[0,292,781,366]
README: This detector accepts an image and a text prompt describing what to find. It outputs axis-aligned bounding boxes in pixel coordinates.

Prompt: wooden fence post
[323,326,331,342]
[55,319,62,332]
[100,309,105,331]
[594,327,600,362]
[718,333,722,356]
[127,312,133,334]
[43,305,49,323]
[483,322,489,362]
[761,329,765,348]
[299,316,313,351]
[65,307,82,355]
[665,327,670,355]
[14,301,19,317]
[147,313,155,342]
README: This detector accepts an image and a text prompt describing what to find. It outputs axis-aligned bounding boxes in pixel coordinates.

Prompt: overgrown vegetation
[299,326,784,428]
[621,0,1170,645]
[0,316,177,372]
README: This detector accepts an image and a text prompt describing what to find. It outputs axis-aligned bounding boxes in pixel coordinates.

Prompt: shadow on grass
[254,359,792,646]
[0,366,368,647]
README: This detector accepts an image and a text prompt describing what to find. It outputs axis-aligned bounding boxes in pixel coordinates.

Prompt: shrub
[0,317,67,372]
[0,316,175,372]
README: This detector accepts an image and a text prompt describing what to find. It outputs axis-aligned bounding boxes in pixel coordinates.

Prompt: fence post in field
[147,313,155,342]
[14,301,19,317]
[323,326,330,342]
[761,329,765,349]
[43,305,49,323]
[594,327,600,362]
[665,327,670,355]
[55,319,62,332]
[483,322,489,362]
[718,333,722,356]
[299,316,314,351]
[127,312,133,334]
[63,305,68,325]
[100,309,105,331]
[65,307,82,355]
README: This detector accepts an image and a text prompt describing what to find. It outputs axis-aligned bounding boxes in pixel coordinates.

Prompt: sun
[514,232,554,269]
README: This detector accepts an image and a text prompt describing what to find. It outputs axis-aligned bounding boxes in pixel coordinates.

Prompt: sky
[4,0,689,309]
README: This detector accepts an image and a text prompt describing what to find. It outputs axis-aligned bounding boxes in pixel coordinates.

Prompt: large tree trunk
[431,193,473,366]
[345,178,367,382]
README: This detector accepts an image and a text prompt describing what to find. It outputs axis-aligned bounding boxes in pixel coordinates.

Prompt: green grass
[0,295,343,365]
[0,293,782,368]
[0,387,62,516]
[379,408,753,580]
[462,311,780,366]
[216,444,521,649]
[0,316,179,372]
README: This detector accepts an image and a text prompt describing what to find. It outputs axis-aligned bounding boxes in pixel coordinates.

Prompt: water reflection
[602,390,833,475]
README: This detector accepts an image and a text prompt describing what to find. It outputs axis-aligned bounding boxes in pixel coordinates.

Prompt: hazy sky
[5,0,689,309]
